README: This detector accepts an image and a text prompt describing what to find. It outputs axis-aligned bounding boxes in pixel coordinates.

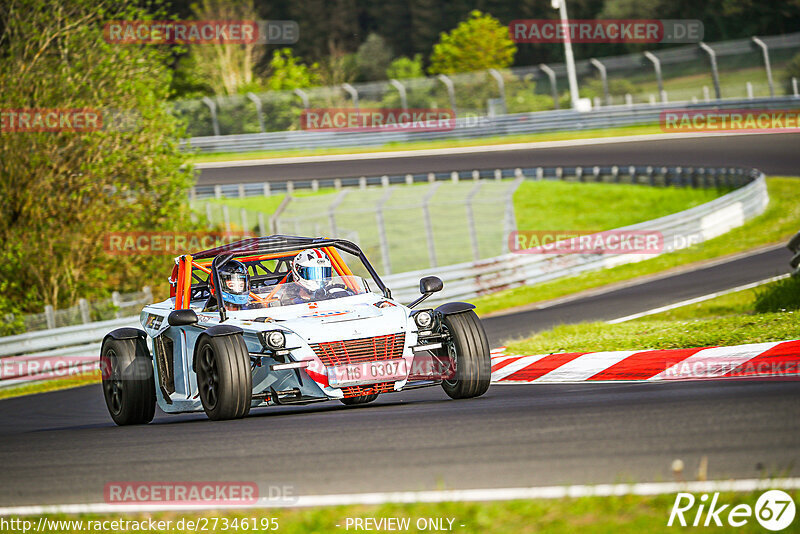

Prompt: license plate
[328,359,408,387]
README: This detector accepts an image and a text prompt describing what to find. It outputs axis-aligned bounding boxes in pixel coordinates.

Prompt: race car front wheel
[440,310,491,399]
[196,334,252,421]
[101,336,156,426]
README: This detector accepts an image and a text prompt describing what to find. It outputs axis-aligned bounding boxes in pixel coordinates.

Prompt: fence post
[342,83,359,110]
[539,64,560,110]
[643,51,665,103]
[328,190,350,237]
[376,188,394,274]
[269,195,292,234]
[389,79,408,111]
[79,299,90,324]
[703,86,711,102]
[422,182,441,268]
[466,182,483,261]
[205,203,213,229]
[44,305,55,329]
[751,37,775,97]
[258,213,266,235]
[488,69,507,114]
[111,292,122,319]
[142,286,153,303]
[240,208,248,232]
[502,178,524,254]
[201,96,221,136]
[746,82,754,100]
[222,205,231,232]
[589,59,609,106]
[246,92,265,133]
[699,42,721,100]
[437,74,457,116]
[625,93,633,107]
[293,88,309,111]
[793,78,799,97]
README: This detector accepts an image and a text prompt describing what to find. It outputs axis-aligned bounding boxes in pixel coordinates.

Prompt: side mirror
[168,308,198,327]
[419,276,443,294]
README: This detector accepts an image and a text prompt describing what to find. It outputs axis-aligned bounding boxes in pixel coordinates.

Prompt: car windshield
[245,275,371,309]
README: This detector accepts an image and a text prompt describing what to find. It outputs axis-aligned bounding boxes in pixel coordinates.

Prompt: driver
[281,248,351,305]
[208,260,251,311]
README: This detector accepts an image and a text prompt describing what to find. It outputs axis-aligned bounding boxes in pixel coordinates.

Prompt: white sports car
[100,235,491,424]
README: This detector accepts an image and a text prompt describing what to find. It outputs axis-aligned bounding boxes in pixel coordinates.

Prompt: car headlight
[260,330,286,350]
[414,310,433,329]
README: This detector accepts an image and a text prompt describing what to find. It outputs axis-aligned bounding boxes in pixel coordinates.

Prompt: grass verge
[15,491,794,533]
[186,124,663,163]
[475,177,799,317]
[506,275,800,355]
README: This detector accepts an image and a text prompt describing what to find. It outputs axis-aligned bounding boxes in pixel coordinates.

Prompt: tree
[265,49,319,91]
[185,0,264,95]
[356,33,393,81]
[386,54,425,80]
[428,10,516,75]
[0,0,193,312]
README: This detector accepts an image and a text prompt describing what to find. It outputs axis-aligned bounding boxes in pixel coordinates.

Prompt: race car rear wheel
[101,336,156,426]
[196,334,252,421]
[440,310,491,399]
[339,393,379,406]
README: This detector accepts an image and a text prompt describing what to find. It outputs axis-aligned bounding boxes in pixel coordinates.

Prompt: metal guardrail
[0,165,767,387]
[183,95,800,153]
[789,231,800,275]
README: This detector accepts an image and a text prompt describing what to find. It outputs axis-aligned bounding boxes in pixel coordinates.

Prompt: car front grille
[341,382,395,398]
[311,333,406,368]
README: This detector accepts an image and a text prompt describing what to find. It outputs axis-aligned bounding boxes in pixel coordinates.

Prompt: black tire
[339,393,379,406]
[441,310,491,399]
[100,336,156,426]
[196,334,252,420]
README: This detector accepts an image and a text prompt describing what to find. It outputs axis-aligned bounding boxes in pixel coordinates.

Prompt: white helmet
[292,248,333,291]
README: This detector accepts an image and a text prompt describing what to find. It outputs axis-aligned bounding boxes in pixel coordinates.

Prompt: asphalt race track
[196,132,800,185]
[0,246,797,507]
[1,133,798,508]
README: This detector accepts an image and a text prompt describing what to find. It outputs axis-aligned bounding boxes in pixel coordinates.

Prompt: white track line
[193,131,784,168]
[607,274,791,324]
[3,478,799,516]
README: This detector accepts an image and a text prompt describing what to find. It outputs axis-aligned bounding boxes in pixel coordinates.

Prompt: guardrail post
[472,170,480,181]
[381,175,390,187]
[576,166,584,182]
[312,179,320,192]
[262,182,271,196]
[628,166,636,184]
[488,69,507,114]
[466,182,483,261]
[589,59,609,106]
[376,188,394,274]
[78,299,90,324]
[751,37,775,98]
[612,165,619,183]
[422,183,441,268]
[437,74,457,116]
[389,79,408,111]
[494,169,502,181]
[246,92,265,133]
[286,181,294,195]
[334,178,342,190]
[342,83,359,110]
[44,305,55,329]
[201,96,221,136]
[556,167,563,180]
[539,64,559,110]
[359,176,367,189]
[643,51,665,103]
[646,166,654,186]
[405,174,414,185]
[428,172,435,183]
[536,167,543,181]
[699,42,721,100]
[214,185,222,199]
[238,184,245,199]
[451,171,459,184]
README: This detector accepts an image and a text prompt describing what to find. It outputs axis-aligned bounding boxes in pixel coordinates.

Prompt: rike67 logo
[668,490,795,530]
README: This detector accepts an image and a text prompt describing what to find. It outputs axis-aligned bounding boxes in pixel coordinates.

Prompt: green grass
[0,371,99,401]
[186,124,664,163]
[474,177,800,317]
[14,491,794,533]
[505,276,800,354]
